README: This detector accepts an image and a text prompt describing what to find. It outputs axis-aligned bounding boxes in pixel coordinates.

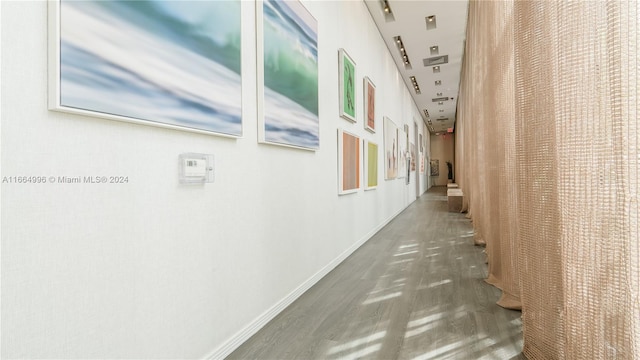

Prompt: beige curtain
[457,0,521,309]
[457,0,639,357]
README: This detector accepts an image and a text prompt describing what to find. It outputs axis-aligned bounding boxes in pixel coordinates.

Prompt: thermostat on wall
[179,153,215,184]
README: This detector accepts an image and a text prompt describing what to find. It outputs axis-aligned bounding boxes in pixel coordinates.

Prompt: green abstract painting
[260,0,318,149]
[339,49,356,122]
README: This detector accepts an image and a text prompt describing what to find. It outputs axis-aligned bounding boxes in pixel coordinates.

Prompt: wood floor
[228,187,525,360]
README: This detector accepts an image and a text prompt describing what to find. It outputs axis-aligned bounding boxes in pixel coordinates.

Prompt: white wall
[1,1,429,358]
[430,133,455,186]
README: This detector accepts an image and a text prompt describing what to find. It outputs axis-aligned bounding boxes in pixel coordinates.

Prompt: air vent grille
[432,97,449,102]
[423,55,449,67]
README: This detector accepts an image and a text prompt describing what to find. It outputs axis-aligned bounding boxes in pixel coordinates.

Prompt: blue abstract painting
[58,0,242,136]
[261,0,319,149]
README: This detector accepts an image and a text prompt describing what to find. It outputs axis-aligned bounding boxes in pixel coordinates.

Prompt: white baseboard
[205,207,405,360]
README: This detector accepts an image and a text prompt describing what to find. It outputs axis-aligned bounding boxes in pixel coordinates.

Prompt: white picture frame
[48,0,244,137]
[364,139,379,190]
[338,48,357,123]
[256,0,319,150]
[363,76,376,132]
[338,128,361,195]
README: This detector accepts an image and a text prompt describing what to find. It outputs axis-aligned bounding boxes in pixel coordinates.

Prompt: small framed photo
[363,76,376,132]
[338,128,361,194]
[364,139,378,190]
[338,48,356,122]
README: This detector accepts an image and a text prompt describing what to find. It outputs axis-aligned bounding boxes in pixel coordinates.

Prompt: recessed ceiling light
[433,66,440,73]
[395,36,411,68]
[430,46,439,55]
[382,0,395,17]
[437,92,443,96]
[435,80,442,85]
[410,76,420,94]
[439,109,444,112]
[426,15,437,30]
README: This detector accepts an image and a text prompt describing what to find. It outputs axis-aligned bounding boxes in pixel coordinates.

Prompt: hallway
[228,187,524,359]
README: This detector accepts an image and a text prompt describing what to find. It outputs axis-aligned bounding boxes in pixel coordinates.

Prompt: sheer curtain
[457,0,639,357]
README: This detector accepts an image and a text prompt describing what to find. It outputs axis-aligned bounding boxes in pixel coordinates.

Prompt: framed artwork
[338,129,361,194]
[410,143,416,171]
[364,140,378,190]
[257,0,319,150]
[339,48,356,122]
[420,155,425,174]
[430,159,440,176]
[48,0,243,137]
[403,124,410,149]
[398,127,407,179]
[419,133,424,153]
[383,117,398,180]
[363,76,376,132]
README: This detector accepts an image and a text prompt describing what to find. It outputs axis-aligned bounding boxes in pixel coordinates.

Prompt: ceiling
[364,0,469,134]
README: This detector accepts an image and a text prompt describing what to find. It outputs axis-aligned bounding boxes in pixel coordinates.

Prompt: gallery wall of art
[0,1,430,358]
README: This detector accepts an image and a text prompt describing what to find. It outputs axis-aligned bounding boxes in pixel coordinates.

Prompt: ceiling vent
[423,55,449,67]
[436,118,448,121]
[432,97,449,102]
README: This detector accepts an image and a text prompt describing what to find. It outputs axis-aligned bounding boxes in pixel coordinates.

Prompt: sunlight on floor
[327,331,386,355]
[333,344,381,360]
[426,279,452,288]
[407,312,445,328]
[411,338,471,359]
[389,258,414,265]
[405,318,445,338]
[367,283,405,295]
[399,243,419,249]
[362,291,403,305]
[394,250,420,257]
